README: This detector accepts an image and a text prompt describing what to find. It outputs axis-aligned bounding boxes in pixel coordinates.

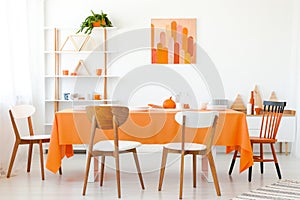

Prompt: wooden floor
[1,146,300,200]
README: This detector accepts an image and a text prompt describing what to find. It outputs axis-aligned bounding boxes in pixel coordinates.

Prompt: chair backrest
[11,105,35,119]
[86,106,129,129]
[175,111,219,150]
[259,100,286,139]
[9,105,36,139]
[85,105,129,152]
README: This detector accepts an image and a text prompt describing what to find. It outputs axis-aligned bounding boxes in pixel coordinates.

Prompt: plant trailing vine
[77,10,113,34]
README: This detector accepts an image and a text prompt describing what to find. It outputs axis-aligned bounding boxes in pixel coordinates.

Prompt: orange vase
[249,91,255,115]
[92,20,101,27]
[101,19,106,26]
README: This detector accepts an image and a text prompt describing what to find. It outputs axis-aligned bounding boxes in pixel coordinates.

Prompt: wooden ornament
[231,94,246,111]
[73,60,90,75]
[253,85,263,108]
[269,91,278,101]
[60,35,95,51]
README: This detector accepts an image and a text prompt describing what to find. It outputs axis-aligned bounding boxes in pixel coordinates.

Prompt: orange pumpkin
[163,97,176,109]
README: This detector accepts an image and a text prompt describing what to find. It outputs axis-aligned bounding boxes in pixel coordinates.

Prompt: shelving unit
[44,27,118,135]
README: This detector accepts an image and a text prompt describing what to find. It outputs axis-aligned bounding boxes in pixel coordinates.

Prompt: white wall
[40,0,300,155]
[291,0,300,157]
[43,0,297,108]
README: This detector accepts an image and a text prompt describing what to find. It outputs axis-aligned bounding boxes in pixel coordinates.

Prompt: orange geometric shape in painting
[174,42,180,64]
[152,48,157,64]
[156,43,163,63]
[161,47,168,64]
[171,21,177,41]
[182,27,188,52]
[184,52,191,64]
[188,36,194,56]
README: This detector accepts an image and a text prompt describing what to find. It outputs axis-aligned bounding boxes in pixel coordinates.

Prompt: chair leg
[115,152,121,199]
[82,153,92,196]
[260,143,264,174]
[248,142,253,182]
[228,150,238,175]
[132,149,145,190]
[207,151,221,196]
[275,163,282,179]
[59,167,62,175]
[193,153,197,188]
[7,142,19,178]
[27,143,33,173]
[100,156,105,187]
[158,148,168,191]
[179,151,185,199]
[248,166,252,182]
[39,141,45,180]
[270,143,281,179]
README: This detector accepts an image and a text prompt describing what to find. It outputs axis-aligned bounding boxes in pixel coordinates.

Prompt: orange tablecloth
[46,109,253,173]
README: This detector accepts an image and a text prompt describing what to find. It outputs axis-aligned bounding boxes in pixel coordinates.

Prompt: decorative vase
[249,91,255,115]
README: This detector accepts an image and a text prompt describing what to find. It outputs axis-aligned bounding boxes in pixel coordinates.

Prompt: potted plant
[77,10,113,34]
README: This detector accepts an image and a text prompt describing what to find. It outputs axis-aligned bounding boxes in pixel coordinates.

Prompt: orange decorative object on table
[255,107,261,115]
[163,97,176,108]
[183,104,190,109]
[148,104,163,108]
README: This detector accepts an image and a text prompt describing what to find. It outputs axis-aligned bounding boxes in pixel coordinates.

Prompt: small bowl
[200,102,208,110]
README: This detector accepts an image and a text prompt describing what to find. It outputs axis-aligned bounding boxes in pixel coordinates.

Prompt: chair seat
[164,142,207,151]
[93,140,141,152]
[250,136,277,143]
[21,134,51,141]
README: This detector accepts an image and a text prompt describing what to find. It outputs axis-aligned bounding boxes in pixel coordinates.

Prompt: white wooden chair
[7,105,61,180]
[82,106,145,198]
[158,111,221,199]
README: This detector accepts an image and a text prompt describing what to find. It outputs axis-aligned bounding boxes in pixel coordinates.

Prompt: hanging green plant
[77,10,113,34]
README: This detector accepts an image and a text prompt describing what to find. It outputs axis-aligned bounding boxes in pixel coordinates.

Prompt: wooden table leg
[279,142,282,153]
[285,142,288,156]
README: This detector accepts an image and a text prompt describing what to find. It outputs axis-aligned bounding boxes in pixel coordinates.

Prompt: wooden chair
[158,111,221,199]
[82,106,145,198]
[228,100,286,182]
[7,105,62,180]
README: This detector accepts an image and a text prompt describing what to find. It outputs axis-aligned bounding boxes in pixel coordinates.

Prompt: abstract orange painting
[151,18,196,64]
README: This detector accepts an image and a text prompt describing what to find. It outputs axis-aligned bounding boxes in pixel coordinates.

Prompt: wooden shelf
[44,27,117,135]
[45,99,116,102]
[44,26,117,31]
[45,75,119,78]
[44,50,116,54]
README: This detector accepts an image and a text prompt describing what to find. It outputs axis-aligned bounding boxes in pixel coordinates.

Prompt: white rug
[232,180,300,200]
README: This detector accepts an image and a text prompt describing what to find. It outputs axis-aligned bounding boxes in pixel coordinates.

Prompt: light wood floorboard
[1,148,300,200]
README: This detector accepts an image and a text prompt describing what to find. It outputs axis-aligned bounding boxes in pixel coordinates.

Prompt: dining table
[46,108,253,179]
